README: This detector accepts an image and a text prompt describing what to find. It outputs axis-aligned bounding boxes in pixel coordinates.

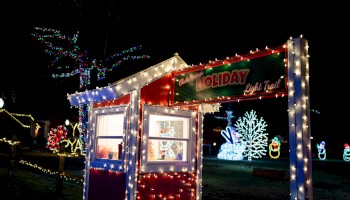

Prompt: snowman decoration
[343,143,350,162]
[316,141,326,160]
[269,136,281,159]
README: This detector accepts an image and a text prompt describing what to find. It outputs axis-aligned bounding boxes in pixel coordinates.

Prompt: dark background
[1,1,349,156]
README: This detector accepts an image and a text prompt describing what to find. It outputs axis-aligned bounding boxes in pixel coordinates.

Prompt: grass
[0,167,83,200]
[1,154,350,200]
[202,157,350,200]
[202,158,290,200]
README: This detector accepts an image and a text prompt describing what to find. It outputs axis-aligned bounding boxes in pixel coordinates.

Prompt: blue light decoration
[32,27,150,153]
[269,136,281,159]
[217,111,246,161]
[316,141,326,160]
[343,143,350,162]
[217,126,246,160]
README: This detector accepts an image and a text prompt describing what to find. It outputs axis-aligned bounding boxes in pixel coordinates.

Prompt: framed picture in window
[141,105,196,173]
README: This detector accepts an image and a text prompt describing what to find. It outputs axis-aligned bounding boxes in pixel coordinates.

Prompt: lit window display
[148,116,189,162]
[141,105,196,173]
[96,114,124,160]
[90,105,129,172]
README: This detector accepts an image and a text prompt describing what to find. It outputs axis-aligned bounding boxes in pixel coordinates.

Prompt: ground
[1,152,350,200]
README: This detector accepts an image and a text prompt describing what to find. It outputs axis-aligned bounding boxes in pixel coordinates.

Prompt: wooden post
[8,142,17,177]
[56,143,66,195]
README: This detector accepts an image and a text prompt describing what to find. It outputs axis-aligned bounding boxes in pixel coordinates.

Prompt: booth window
[142,105,196,173]
[91,105,128,171]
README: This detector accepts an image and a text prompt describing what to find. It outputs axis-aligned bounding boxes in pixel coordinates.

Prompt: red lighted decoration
[137,172,196,200]
[46,125,68,151]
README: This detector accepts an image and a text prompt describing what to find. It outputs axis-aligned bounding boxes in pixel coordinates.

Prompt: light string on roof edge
[0,109,40,130]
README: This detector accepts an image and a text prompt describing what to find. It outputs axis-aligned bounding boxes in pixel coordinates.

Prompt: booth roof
[67,53,189,107]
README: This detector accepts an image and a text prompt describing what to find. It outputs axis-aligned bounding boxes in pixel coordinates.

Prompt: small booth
[68,53,202,200]
[67,37,313,200]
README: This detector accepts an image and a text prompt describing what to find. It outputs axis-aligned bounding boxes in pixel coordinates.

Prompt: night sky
[1,1,349,154]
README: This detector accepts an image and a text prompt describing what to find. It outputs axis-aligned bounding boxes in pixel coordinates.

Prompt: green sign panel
[174,52,286,103]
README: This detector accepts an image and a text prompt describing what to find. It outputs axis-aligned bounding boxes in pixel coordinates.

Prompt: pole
[8,142,17,177]
[56,143,66,195]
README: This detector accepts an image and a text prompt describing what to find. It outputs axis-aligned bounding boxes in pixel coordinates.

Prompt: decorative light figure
[269,136,281,159]
[316,141,326,160]
[217,126,245,161]
[60,119,85,154]
[217,111,246,161]
[234,109,269,161]
[64,119,81,137]
[46,125,68,151]
[343,143,350,162]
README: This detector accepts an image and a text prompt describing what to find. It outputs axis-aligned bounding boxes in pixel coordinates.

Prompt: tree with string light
[32,27,150,153]
[234,109,268,162]
[32,2,151,155]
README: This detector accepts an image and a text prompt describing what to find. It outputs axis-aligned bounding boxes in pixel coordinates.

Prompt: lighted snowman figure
[269,136,281,159]
[316,141,326,160]
[343,143,350,162]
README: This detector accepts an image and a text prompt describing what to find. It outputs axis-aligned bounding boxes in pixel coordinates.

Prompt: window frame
[141,104,197,173]
[90,105,129,172]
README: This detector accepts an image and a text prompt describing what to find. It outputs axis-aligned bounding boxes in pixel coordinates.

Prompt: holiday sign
[173,49,287,103]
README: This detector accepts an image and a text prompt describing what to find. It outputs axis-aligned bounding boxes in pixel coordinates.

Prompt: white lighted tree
[234,109,268,161]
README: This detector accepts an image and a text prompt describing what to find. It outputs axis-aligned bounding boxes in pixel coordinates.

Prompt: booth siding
[68,37,313,200]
